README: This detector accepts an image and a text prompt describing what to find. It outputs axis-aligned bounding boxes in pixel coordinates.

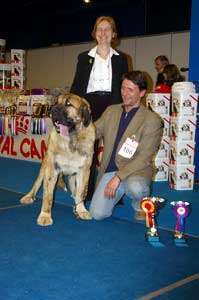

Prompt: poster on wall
[0,116,53,162]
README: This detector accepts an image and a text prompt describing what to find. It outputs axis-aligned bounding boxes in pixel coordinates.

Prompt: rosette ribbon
[0,114,3,135]
[140,198,156,228]
[171,201,190,233]
[31,117,46,134]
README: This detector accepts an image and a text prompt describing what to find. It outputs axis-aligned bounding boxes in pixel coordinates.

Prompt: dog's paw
[78,210,92,220]
[37,212,53,226]
[20,194,35,204]
[73,203,92,220]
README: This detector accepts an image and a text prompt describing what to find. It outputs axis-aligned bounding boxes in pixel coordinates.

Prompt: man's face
[121,79,146,110]
[155,59,165,73]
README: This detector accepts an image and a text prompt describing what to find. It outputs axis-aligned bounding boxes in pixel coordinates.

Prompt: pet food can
[0,64,11,89]
[0,39,6,63]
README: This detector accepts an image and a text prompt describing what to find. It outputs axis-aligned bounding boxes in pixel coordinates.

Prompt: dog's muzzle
[51,105,76,136]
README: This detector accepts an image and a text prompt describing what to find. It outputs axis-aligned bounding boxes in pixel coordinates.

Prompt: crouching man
[90,71,163,221]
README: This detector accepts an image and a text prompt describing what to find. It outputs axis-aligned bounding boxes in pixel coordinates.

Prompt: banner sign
[0,116,52,162]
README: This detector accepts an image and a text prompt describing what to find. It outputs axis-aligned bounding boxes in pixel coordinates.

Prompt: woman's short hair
[91,16,118,46]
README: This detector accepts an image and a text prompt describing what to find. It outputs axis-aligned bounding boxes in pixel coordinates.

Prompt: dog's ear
[80,104,91,127]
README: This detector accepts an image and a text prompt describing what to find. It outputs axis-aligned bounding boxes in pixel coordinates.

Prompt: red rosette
[140,199,156,228]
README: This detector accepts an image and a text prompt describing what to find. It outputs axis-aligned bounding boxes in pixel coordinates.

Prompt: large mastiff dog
[20,93,95,226]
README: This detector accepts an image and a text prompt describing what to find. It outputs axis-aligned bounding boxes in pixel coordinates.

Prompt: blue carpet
[151,182,199,237]
[153,280,199,300]
[113,182,199,237]
[0,157,74,205]
[0,190,199,300]
[0,157,199,237]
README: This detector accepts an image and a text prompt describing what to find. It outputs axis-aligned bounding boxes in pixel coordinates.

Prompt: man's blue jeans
[89,172,151,220]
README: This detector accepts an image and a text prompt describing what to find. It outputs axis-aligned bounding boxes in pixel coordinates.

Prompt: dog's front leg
[74,168,92,220]
[20,158,46,204]
[37,166,58,226]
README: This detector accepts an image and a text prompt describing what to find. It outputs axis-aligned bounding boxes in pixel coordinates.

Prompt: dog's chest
[48,127,93,175]
[55,151,88,175]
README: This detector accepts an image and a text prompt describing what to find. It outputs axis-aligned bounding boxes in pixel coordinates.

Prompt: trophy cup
[140,197,165,242]
[170,201,190,244]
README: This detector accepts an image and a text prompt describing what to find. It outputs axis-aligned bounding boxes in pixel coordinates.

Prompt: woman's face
[95,20,114,46]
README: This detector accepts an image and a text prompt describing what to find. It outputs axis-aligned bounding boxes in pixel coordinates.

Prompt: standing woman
[70,15,129,120]
[70,15,129,198]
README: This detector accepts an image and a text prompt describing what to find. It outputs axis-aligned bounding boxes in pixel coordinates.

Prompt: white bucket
[146,93,170,117]
[0,64,11,89]
[172,81,196,93]
[153,158,169,182]
[169,165,195,190]
[170,116,197,142]
[171,92,198,117]
[169,140,195,165]
[0,39,6,63]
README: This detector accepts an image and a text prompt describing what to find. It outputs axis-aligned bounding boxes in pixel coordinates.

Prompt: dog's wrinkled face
[182,124,190,131]
[180,148,188,156]
[180,172,188,180]
[51,93,91,137]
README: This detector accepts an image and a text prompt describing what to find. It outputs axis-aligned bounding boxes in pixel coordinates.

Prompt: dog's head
[158,100,165,106]
[183,99,191,107]
[51,93,91,137]
[180,172,188,179]
[182,124,190,131]
[180,148,188,156]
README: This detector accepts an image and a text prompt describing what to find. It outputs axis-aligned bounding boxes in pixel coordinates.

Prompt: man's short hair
[122,71,147,91]
[155,55,169,65]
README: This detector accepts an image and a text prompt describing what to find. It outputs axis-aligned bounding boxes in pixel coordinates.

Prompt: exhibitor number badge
[118,137,138,158]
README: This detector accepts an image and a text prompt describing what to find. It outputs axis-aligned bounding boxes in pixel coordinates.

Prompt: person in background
[90,71,163,221]
[154,55,169,87]
[70,15,129,199]
[154,64,184,93]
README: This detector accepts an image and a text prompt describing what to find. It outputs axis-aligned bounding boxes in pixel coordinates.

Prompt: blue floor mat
[0,189,199,300]
[0,157,199,236]
[113,182,199,237]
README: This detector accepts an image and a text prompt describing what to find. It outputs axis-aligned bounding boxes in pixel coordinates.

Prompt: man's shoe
[134,210,145,221]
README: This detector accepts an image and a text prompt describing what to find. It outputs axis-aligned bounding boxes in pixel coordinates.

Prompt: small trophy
[140,197,165,242]
[170,201,190,243]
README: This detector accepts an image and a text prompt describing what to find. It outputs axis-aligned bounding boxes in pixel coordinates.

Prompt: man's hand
[104,175,120,199]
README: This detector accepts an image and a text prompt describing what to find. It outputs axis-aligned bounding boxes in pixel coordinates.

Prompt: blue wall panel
[189,0,199,180]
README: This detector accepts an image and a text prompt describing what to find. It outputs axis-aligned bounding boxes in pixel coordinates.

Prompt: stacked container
[0,64,11,89]
[146,93,170,181]
[0,39,11,90]
[11,49,26,89]
[169,82,198,190]
[0,39,6,63]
